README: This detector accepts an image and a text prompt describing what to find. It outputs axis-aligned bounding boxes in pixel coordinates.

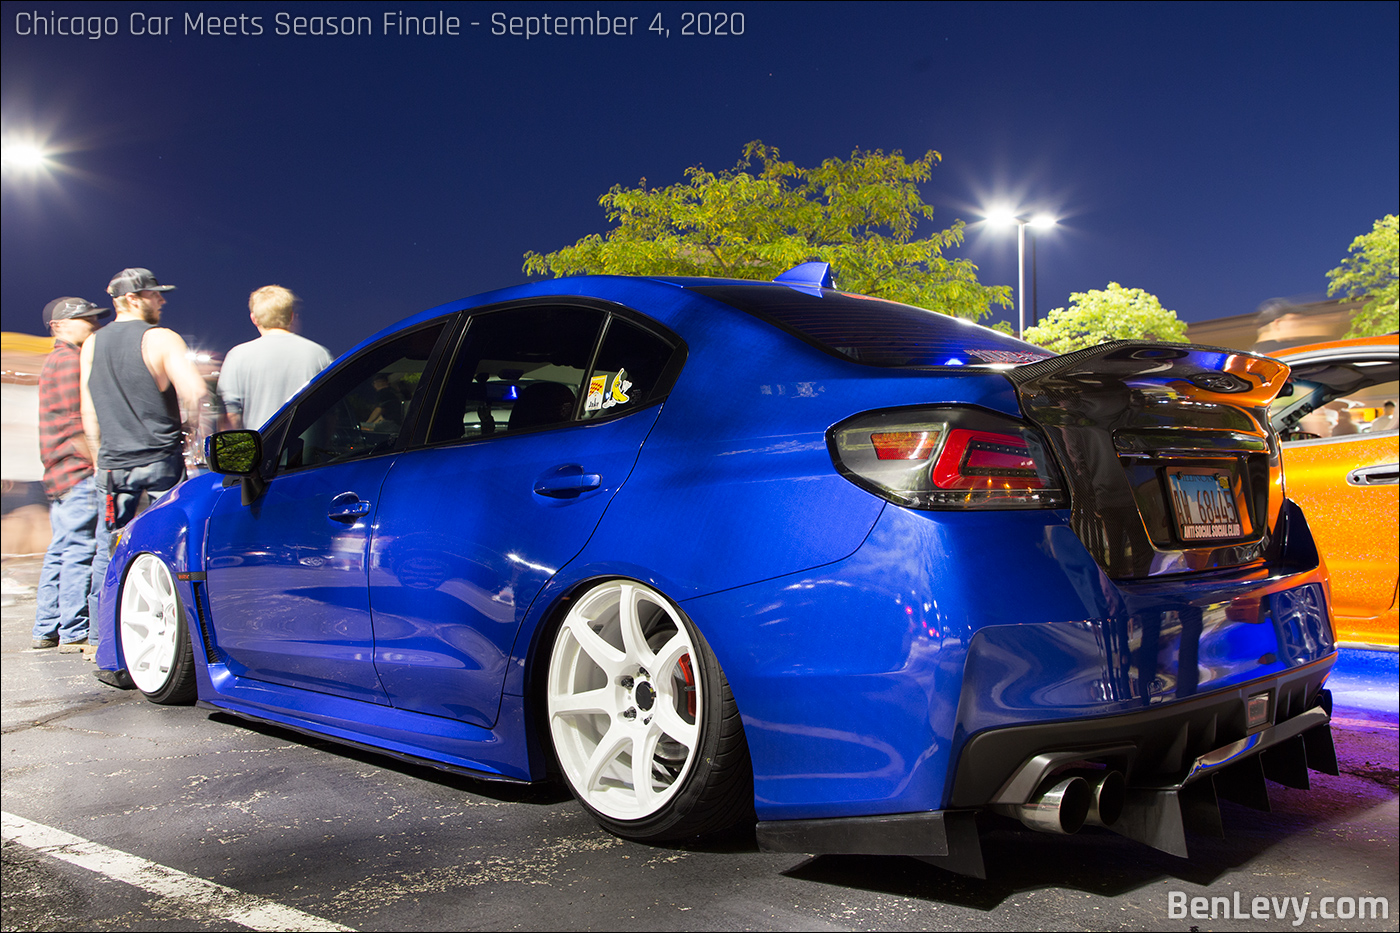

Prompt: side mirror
[206,430,262,475]
[205,430,267,505]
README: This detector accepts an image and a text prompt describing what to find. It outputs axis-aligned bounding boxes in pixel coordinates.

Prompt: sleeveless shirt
[88,320,183,469]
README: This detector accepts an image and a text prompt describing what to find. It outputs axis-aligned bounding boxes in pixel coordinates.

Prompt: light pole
[987,211,1056,337]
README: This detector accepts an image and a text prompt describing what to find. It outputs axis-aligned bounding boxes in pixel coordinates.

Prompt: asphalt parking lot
[3,554,1397,932]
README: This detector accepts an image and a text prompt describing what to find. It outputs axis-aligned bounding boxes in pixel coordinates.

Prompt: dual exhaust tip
[994,769,1125,835]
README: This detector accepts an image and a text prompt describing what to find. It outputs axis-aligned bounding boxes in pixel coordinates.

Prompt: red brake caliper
[677,654,696,718]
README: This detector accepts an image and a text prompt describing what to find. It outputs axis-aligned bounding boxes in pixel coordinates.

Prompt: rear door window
[426,305,605,444]
[579,317,682,421]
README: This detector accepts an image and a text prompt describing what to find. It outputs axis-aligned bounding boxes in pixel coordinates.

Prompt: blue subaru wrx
[101,265,1338,876]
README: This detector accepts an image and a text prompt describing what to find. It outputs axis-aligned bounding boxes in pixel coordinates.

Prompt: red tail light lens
[932,429,1045,489]
[829,407,1066,509]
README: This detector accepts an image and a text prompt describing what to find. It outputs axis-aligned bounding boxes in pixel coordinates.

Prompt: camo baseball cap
[42,297,112,327]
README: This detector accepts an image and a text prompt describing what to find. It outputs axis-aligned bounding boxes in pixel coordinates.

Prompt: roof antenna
[773,261,834,290]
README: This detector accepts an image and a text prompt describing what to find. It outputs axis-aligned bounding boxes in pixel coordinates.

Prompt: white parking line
[1,812,354,932]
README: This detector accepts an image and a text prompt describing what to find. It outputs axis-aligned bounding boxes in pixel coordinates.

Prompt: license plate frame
[1166,467,1245,542]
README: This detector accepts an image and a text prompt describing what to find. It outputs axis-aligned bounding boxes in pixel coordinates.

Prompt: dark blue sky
[3,1,1397,356]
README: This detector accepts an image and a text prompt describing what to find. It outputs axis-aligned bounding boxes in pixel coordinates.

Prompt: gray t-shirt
[218,332,334,430]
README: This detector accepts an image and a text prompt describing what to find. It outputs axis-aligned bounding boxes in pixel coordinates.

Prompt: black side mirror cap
[206,430,268,505]
[206,430,262,475]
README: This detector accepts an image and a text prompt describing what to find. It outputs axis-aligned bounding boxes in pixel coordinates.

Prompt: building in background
[2,333,55,589]
[1185,296,1364,352]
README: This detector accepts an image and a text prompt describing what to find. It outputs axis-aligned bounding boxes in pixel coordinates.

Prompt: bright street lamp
[1,140,51,175]
[987,211,1056,337]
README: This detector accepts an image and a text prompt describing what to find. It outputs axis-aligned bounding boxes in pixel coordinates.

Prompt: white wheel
[119,554,196,704]
[547,580,751,839]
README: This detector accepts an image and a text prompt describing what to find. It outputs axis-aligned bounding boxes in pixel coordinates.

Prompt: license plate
[1167,469,1243,541]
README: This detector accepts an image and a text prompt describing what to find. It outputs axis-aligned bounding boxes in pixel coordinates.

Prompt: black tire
[546,579,753,841]
[118,553,198,705]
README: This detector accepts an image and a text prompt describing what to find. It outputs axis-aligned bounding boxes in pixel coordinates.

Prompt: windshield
[687,284,1051,369]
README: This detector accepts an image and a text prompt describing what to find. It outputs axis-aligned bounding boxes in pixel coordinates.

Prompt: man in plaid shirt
[33,297,110,651]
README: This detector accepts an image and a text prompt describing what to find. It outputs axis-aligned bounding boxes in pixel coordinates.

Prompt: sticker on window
[603,368,632,408]
[586,374,608,412]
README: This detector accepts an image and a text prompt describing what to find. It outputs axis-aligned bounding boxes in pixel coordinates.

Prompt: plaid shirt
[38,339,93,499]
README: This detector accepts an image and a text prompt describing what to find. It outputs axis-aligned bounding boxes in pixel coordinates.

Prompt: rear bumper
[757,665,1337,871]
[949,654,1333,808]
[690,498,1335,823]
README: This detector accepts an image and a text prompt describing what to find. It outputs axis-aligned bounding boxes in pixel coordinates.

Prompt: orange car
[1271,334,1399,647]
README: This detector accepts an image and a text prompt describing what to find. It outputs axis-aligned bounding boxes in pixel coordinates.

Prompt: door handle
[328,494,372,521]
[534,467,602,499]
[1347,463,1399,486]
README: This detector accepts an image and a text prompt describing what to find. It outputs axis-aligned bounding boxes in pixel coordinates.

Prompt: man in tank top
[80,267,208,688]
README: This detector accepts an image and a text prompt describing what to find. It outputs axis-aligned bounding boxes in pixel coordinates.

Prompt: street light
[987,211,1056,337]
[1,140,52,177]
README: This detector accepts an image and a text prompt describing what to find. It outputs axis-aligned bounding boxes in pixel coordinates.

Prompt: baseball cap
[43,297,112,327]
[107,267,176,297]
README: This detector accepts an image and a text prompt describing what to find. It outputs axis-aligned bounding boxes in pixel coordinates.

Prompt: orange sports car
[1271,334,1399,647]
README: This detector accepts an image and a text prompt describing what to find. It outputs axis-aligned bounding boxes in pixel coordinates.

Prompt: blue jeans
[33,475,99,644]
[91,455,185,671]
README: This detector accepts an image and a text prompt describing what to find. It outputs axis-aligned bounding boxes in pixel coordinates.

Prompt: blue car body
[99,273,1338,873]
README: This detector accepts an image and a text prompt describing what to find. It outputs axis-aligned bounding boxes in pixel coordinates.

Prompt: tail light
[828,406,1067,509]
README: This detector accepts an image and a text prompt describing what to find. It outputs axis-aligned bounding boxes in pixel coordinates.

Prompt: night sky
[3,1,1397,358]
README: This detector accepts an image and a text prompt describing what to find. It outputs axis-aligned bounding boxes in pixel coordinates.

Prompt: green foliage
[523,141,1011,322]
[1022,283,1188,354]
[1327,214,1399,338]
[210,431,258,474]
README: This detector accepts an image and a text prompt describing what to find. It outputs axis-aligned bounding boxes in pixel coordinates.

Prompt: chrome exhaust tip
[994,776,1092,835]
[1082,769,1126,828]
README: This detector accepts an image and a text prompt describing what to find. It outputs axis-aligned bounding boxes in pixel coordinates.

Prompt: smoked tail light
[828,406,1068,509]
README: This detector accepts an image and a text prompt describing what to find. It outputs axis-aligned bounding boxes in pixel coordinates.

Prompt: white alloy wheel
[548,581,703,822]
[119,553,193,700]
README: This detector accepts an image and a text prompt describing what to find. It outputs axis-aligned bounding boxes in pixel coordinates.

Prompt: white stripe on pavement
[1,811,354,933]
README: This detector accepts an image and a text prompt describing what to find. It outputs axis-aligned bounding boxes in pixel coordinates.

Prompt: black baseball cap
[43,297,112,327]
[107,267,176,297]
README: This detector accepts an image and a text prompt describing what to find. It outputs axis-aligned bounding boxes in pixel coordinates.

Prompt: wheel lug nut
[622,708,637,720]
[619,675,634,689]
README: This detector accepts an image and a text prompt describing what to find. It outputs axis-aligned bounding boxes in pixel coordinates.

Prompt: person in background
[218,285,333,431]
[1332,408,1359,436]
[1367,400,1395,433]
[33,298,109,653]
[81,268,207,689]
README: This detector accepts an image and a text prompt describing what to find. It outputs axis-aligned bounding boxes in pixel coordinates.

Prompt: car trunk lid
[1007,341,1291,579]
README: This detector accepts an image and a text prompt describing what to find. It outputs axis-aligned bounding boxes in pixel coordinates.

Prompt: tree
[1022,283,1187,354]
[1327,214,1399,338]
[523,141,1011,323]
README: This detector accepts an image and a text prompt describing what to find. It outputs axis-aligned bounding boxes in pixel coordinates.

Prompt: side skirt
[197,664,538,783]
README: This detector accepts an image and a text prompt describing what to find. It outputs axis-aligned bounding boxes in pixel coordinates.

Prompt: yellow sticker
[609,367,632,406]
[586,374,607,412]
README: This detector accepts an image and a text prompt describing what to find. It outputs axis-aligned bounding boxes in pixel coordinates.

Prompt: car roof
[1272,333,1399,359]
[341,274,1044,372]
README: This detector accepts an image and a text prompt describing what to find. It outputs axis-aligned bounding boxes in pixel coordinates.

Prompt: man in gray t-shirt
[219,285,334,431]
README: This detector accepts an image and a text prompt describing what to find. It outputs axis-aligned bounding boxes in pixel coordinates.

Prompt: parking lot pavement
[3,553,1397,931]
